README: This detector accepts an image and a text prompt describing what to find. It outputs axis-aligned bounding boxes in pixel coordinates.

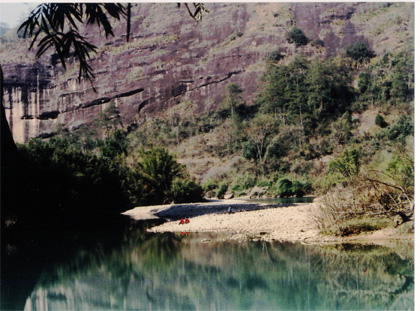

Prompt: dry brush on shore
[311,168,414,237]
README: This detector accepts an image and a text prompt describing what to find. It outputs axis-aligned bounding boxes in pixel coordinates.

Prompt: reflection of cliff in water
[22,226,414,311]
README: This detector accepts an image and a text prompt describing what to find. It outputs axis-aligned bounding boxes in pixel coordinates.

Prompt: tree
[357,72,370,93]
[245,114,276,164]
[20,3,127,81]
[258,55,355,142]
[307,58,354,120]
[220,83,246,154]
[357,51,414,105]
[222,83,244,119]
[258,63,290,123]
[95,102,123,138]
[384,115,414,143]
[307,60,333,118]
[266,50,283,64]
[100,129,128,159]
[136,147,184,204]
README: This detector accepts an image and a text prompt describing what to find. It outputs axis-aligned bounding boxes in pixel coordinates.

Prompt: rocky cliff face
[0,3,414,143]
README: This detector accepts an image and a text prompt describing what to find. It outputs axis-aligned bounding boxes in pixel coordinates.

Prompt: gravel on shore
[123,199,414,244]
[123,199,323,243]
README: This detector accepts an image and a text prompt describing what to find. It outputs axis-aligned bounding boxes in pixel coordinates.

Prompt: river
[1,215,414,311]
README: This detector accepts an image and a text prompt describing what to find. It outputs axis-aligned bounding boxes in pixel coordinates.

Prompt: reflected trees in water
[20,225,414,311]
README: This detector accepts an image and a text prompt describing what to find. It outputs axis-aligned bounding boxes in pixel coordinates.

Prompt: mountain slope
[0,2,414,143]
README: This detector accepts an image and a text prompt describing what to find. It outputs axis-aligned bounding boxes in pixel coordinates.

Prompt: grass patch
[322,217,392,237]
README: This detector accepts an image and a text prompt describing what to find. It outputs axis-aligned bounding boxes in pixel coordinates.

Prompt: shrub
[171,178,204,203]
[242,139,258,161]
[232,173,256,192]
[203,179,218,192]
[256,180,271,187]
[386,149,414,189]
[276,178,293,197]
[375,114,388,128]
[276,179,311,198]
[267,50,283,63]
[266,136,289,159]
[216,182,229,199]
[345,42,375,64]
[329,148,361,178]
[313,39,324,47]
[291,181,305,197]
[384,115,413,142]
[299,144,320,160]
[318,139,333,155]
[312,161,413,236]
[302,181,313,194]
[325,217,392,237]
[229,31,243,41]
[286,26,309,46]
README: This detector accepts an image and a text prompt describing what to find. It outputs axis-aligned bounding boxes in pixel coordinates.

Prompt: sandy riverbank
[122,199,413,244]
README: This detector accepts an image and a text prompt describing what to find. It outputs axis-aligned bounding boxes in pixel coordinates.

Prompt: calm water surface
[1,216,414,311]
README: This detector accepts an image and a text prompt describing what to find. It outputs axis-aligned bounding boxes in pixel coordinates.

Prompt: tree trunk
[1,64,19,167]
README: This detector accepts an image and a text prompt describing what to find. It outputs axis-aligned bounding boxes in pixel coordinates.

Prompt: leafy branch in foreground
[18,3,208,82]
[19,3,127,82]
[180,3,209,22]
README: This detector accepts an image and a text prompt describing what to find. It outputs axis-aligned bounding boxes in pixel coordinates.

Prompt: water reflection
[5,221,415,311]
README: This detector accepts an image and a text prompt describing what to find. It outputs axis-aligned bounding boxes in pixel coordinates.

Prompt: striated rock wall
[0,3,414,143]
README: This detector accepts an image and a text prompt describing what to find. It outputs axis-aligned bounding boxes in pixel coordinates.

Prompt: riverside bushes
[2,138,135,230]
[171,178,204,203]
[2,134,204,229]
[275,178,311,198]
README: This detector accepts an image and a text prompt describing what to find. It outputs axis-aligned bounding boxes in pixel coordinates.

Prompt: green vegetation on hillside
[356,51,414,106]
[124,48,413,235]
